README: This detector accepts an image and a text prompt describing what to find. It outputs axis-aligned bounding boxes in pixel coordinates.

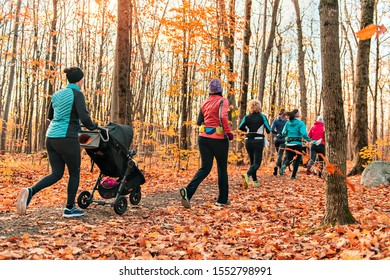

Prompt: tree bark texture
[292,0,308,123]
[217,0,236,127]
[239,0,252,121]
[112,0,132,124]
[0,0,22,154]
[348,0,374,176]
[257,0,280,104]
[372,3,379,144]
[180,4,190,151]
[319,0,357,225]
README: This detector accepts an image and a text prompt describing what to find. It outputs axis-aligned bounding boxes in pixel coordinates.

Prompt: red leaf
[375,24,387,38]
[345,179,357,192]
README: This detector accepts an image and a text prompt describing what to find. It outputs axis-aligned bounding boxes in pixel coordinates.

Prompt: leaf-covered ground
[0,153,389,260]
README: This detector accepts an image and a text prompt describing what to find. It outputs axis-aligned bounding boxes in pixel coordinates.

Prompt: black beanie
[64,67,84,83]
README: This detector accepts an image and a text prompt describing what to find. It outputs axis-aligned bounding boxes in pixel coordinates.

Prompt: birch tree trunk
[371,38,379,144]
[371,2,380,144]
[319,0,356,225]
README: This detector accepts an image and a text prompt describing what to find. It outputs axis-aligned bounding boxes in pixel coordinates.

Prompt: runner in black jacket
[239,100,271,188]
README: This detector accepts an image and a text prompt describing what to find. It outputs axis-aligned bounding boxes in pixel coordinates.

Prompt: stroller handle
[80,125,110,143]
[97,126,110,142]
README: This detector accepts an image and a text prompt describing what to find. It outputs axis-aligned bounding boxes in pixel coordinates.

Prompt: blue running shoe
[63,206,84,218]
[16,188,32,215]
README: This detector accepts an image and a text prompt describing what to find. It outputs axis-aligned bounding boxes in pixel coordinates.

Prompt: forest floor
[0,152,389,260]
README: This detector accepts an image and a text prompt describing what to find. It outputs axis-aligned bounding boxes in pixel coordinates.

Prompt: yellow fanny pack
[199,99,224,135]
[200,125,223,135]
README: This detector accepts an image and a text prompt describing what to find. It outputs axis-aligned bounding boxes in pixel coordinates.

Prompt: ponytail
[287,109,299,120]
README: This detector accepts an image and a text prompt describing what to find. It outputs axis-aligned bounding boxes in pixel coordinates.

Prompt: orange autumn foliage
[0,153,389,260]
[356,24,388,40]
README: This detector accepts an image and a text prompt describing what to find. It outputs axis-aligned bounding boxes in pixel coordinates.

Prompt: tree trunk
[319,0,357,226]
[308,20,320,117]
[134,1,168,151]
[24,0,40,154]
[239,0,252,121]
[270,35,281,119]
[348,0,374,176]
[277,34,283,108]
[292,0,308,123]
[371,40,379,144]
[112,0,132,124]
[217,0,236,127]
[0,0,22,154]
[93,0,108,122]
[371,3,380,144]
[180,28,189,151]
[39,0,58,151]
[257,0,280,104]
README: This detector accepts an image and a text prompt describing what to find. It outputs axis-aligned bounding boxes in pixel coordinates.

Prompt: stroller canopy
[84,122,134,177]
[105,122,133,150]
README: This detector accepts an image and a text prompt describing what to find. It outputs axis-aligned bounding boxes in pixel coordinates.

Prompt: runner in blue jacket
[270,109,287,175]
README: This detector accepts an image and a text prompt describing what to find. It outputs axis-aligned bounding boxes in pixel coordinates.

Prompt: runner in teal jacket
[17,67,98,218]
[280,109,311,179]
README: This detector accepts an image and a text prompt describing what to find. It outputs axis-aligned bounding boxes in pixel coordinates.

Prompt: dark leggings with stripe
[31,137,81,208]
[245,138,264,182]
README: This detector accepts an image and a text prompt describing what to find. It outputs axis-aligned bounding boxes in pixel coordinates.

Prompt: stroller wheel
[113,196,128,215]
[77,191,92,209]
[129,188,142,205]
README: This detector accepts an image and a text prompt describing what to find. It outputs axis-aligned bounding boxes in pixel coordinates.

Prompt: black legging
[244,138,264,182]
[185,136,229,204]
[282,144,303,178]
[31,137,81,208]
[274,139,285,168]
[309,144,325,163]
[308,143,326,170]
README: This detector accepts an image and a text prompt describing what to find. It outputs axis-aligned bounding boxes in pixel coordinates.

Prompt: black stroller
[77,122,145,215]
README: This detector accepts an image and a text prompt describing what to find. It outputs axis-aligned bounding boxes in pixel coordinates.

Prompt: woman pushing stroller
[16,67,98,218]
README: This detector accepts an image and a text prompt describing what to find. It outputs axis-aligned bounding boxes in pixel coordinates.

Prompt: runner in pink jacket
[307,116,326,177]
[180,79,233,209]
